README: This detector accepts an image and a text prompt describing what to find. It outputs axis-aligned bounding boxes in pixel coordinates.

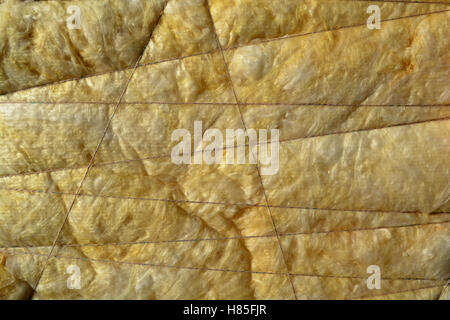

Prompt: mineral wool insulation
[0,0,449,300]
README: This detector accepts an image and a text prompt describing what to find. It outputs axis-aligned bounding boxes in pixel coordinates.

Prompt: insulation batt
[0,0,449,299]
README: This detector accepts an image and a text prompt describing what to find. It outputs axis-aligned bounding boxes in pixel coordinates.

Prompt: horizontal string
[0,9,448,99]
[1,221,447,250]
[1,116,448,180]
[0,250,447,282]
[64,220,448,245]
[2,186,449,215]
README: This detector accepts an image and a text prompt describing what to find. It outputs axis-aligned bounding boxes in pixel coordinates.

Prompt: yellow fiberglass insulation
[0,0,449,300]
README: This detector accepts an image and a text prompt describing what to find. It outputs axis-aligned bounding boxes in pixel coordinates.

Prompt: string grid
[0,0,449,299]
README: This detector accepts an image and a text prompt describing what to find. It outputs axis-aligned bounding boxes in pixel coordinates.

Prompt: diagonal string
[1,2,448,299]
[0,50,217,101]
[436,280,449,300]
[29,0,171,298]
[204,0,299,300]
